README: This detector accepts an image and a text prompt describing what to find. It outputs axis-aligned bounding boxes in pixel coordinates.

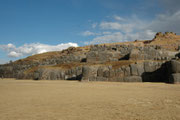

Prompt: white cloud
[87,32,124,44]
[158,0,180,13]
[82,4,180,45]
[102,31,112,35]
[149,10,180,34]
[92,23,98,28]
[100,22,122,30]
[99,20,138,33]
[8,51,22,58]
[81,31,97,36]
[86,30,155,45]
[83,15,156,45]
[0,42,78,58]
[113,15,125,21]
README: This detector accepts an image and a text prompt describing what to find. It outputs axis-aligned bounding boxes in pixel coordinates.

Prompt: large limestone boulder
[124,66,131,76]
[169,73,180,84]
[86,51,99,63]
[97,66,110,77]
[170,60,180,73]
[86,51,122,63]
[144,61,161,72]
[166,51,178,59]
[81,66,99,81]
[130,63,144,76]
[33,72,40,80]
[129,49,143,60]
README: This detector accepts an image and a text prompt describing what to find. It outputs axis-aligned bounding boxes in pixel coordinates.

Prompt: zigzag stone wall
[0,44,180,83]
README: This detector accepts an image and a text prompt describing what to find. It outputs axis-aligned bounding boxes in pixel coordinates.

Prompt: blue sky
[0,0,180,64]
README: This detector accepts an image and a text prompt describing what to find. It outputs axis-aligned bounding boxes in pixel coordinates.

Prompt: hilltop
[12,32,180,65]
[12,32,180,64]
[0,32,180,83]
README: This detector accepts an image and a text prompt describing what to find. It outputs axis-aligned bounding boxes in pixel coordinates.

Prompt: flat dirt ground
[0,79,180,120]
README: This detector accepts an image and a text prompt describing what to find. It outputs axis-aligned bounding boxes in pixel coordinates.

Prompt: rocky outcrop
[168,60,180,83]
[0,32,180,83]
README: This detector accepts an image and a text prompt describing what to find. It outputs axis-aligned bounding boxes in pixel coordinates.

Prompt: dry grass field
[0,79,180,120]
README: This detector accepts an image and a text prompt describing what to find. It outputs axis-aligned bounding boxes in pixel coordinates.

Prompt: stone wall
[17,66,83,80]
[0,52,86,78]
[169,60,180,83]
[86,45,178,63]
[81,61,168,82]
[0,43,180,83]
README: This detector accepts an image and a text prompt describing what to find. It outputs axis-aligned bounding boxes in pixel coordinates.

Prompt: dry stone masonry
[0,32,180,83]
